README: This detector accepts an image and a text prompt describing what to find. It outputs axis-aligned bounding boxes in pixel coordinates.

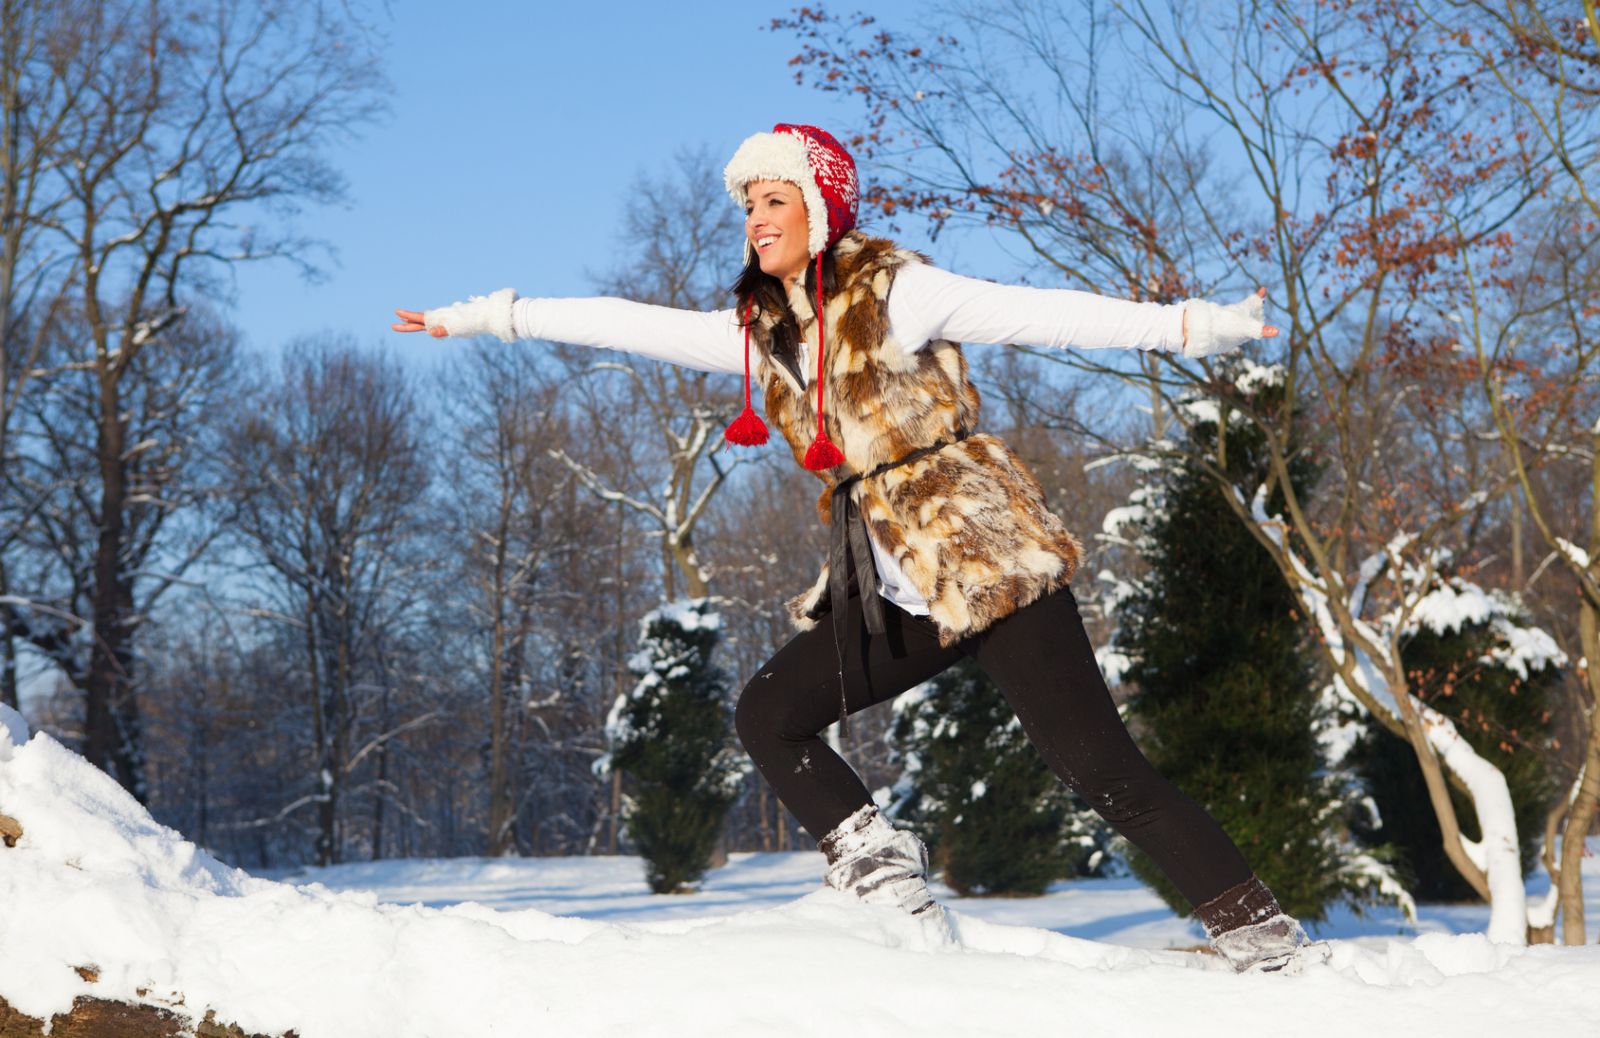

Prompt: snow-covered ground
[272,849,1541,951]
[3,710,1600,1038]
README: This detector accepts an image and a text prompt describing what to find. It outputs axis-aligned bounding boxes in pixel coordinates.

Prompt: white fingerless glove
[423,287,518,342]
[1181,292,1267,359]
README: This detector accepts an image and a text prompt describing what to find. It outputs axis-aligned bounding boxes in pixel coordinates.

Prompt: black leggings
[734,581,1253,908]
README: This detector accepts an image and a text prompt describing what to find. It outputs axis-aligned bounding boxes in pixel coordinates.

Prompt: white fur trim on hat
[724,130,830,257]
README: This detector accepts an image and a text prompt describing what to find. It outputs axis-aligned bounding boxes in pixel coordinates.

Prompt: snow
[1095,645,1133,686]
[1233,359,1287,394]
[4,727,1600,1037]
[1555,537,1591,570]
[1399,577,1568,679]
[1483,618,1567,679]
[1172,360,1285,425]
[1177,397,1223,425]
[1100,503,1149,538]
[649,599,722,633]
[1406,580,1496,635]
[1313,682,1364,767]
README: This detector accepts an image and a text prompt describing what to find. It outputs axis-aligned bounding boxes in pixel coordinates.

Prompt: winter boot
[818,805,946,926]
[1194,874,1329,974]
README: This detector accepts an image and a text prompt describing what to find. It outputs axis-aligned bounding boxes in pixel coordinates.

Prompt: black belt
[824,428,970,736]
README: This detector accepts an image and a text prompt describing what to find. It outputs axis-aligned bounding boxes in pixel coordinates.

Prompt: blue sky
[230,0,998,364]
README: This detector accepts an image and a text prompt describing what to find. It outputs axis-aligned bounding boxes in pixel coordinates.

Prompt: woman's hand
[1181,286,1279,358]
[392,309,449,338]
[1256,286,1280,339]
[392,289,518,343]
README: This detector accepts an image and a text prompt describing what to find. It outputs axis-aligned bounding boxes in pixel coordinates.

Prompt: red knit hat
[721,124,860,470]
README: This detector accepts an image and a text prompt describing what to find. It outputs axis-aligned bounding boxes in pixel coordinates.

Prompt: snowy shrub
[606,599,747,893]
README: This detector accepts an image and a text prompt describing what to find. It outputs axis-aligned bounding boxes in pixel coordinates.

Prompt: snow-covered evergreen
[600,599,747,893]
[1099,358,1404,920]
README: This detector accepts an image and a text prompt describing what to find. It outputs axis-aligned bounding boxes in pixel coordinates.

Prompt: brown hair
[730,247,838,378]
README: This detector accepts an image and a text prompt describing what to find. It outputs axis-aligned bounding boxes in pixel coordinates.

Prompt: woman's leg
[734,584,963,843]
[962,583,1254,909]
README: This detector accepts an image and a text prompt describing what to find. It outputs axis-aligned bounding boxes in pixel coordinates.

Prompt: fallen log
[0,995,292,1038]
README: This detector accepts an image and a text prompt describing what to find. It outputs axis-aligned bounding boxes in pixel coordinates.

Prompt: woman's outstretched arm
[885,263,1278,357]
[393,291,747,375]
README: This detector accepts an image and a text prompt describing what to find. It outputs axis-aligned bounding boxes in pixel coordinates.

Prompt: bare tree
[6,304,240,788]
[439,342,608,856]
[550,145,750,600]
[223,339,432,866]
[0,0,81,708]
[0,0,384,795]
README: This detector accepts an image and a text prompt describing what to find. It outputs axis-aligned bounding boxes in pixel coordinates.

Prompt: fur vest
[749,231,1083,647]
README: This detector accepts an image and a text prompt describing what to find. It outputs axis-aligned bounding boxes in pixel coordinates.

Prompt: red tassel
[802,431,845,471]
[724,300,770,447]
[802,251,843,471]
[725,406,769,446]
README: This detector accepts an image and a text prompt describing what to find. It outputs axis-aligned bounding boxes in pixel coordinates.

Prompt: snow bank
[3,727,1600,1037]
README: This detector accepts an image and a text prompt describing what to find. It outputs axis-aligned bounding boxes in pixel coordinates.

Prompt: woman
[395,123,1319,973]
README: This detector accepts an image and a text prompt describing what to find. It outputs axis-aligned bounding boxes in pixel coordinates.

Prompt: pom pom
[724,406,769,446]
[802,432,845,471]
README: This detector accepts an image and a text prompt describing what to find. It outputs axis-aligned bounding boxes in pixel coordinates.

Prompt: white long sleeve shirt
[510,261,1186,616]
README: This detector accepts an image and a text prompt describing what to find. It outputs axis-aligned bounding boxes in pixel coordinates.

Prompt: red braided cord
[812,252,825,430]
[742,300,753,407]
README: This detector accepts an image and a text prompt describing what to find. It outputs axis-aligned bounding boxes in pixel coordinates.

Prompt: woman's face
[744,179,811,288]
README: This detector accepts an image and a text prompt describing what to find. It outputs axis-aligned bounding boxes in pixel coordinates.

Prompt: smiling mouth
[755,235,779,251]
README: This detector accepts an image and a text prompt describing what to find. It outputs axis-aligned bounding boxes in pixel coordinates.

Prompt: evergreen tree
[1344,586,1562,901]
[1115,365,1356,921]
[888,660,1112,896]
[604,599,747,893]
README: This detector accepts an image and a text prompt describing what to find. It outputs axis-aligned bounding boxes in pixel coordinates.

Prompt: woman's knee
[735,670,827,751]
[733,677,770,752]
[734,671,796,752]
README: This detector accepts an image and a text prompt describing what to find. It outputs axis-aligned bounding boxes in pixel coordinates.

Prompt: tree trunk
[487,576,513,856]
[1558,736,1599,944]
[84,372,143,800]
[608,768,621,854]
[372,679,390,861]
[1,617,16,711]
[1560,596,1600,944]
[670,530,708,599]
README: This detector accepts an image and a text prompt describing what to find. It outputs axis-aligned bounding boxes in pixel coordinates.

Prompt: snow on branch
[547,449,667,524]
[1241,483,1553,943]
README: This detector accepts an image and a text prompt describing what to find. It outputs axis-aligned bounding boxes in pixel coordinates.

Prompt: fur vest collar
[748,231,1083,647]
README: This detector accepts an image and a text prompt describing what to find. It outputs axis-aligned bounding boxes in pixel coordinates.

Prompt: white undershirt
[511,261,1186,616]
